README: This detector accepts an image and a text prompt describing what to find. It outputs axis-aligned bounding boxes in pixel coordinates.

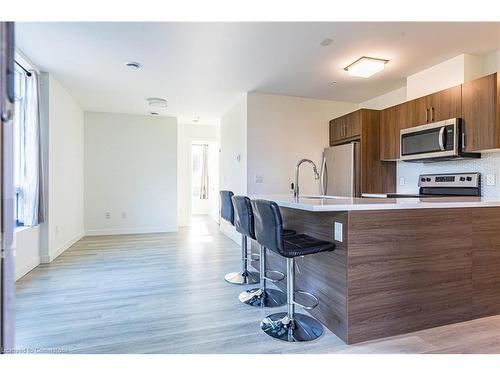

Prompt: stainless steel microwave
[400,118,480,162]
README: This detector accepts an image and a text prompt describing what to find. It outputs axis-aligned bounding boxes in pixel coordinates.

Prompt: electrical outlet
[487,174,496,186]
[105,212,111,219]
[399,177,406,186]
[334,222,343,242]
[255,175,263,183]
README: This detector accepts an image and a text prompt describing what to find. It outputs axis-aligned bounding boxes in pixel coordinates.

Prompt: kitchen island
[249,195,500,344]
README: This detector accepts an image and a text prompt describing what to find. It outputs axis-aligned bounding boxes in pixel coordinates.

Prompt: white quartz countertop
[249,194,500,212]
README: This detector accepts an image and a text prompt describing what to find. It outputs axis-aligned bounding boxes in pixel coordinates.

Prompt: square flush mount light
[344,56,389,78]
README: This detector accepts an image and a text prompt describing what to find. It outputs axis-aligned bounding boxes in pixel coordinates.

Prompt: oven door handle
[438,126,445,151]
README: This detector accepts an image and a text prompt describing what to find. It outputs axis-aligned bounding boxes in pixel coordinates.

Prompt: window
[12,58,43,227]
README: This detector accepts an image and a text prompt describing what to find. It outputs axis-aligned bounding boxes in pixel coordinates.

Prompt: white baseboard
[15,256,41,281]
[84,226,177,237]
[40,231,84,263]
[219,221,240,244]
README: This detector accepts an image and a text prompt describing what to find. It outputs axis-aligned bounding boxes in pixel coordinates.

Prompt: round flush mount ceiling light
[320,38,333,46]
[124,61,142,69]
[146,97,167,108]
[150,111,159,116]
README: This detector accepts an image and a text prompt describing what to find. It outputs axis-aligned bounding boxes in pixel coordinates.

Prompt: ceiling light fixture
[146,97,167,108]
[344,56,389,78]
[150,111,159,116]
[320,38,333,46]
[125,61,142,69]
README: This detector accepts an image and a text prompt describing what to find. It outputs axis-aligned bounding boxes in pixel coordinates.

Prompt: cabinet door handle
[431,107,435,122]
[426,108,429,123]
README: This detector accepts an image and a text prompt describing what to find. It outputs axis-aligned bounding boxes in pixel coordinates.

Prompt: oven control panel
[417,173,480,188]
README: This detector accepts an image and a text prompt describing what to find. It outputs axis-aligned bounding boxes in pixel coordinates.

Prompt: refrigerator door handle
[320,155,327,195]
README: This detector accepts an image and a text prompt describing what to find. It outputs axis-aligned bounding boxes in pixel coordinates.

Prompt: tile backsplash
[397,151,500,197]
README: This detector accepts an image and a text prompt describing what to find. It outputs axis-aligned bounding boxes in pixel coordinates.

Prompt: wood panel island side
[249,196,500,344]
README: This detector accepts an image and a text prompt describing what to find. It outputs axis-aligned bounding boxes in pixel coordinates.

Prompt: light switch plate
[334,222,343,242]
[487,174,496,186]
[255,175,263,183]
[399,177,405,186]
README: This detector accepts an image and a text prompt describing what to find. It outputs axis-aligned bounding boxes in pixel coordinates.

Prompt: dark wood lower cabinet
[251,206,500,344]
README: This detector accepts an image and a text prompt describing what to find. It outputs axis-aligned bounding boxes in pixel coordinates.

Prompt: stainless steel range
[362,172,481,198]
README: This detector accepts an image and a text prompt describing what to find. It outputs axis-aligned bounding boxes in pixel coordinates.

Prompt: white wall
[482,50,500,75]
[219,94,247,242]
[14,227,40,280]
[177,123,220,227]
[15,72,85,278]
[43,74,85,262]
[247,92,359,195]
[360,86,407,110]
[406,54,483,100]
[84,112,177,235]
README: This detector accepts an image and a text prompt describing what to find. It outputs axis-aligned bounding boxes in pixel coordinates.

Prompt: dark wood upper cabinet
[426,85,462,123]
[462,72,500,152]
[380,101,411,161]
[329,110,361,145]
[408,85,462,126]
[329,109,396,194]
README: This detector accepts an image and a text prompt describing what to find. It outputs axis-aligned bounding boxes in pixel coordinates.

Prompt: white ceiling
[16,22,500,125]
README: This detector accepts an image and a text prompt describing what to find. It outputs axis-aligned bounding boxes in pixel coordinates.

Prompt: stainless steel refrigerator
[320,142,361,197]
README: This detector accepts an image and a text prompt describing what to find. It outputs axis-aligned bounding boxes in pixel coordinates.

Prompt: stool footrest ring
[264,270,285,283]
[293,290,319,310]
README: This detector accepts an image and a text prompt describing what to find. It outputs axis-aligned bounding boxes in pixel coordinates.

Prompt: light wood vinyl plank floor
[15,216,500,354]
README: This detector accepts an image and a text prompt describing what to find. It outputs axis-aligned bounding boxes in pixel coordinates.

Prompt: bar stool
[252,199,335,342]
[220,190,259,285]
[232,195,292,308]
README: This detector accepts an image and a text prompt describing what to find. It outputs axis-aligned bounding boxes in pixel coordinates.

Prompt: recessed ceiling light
[125,61,142,69]
[150,111,159,116]
[146,97,167,108]
[344,56,389,78]
[320,38,333,46]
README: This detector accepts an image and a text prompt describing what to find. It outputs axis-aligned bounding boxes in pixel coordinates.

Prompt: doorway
[190,141,219,222]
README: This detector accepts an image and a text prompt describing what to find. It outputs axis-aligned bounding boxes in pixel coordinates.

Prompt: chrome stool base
[260,312,324,342]
[238,287,287,308]
[224,270,259,285]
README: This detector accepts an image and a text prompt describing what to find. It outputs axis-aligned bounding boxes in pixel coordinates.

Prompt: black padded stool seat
[252,199,335,343]
[282,234,334,258]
